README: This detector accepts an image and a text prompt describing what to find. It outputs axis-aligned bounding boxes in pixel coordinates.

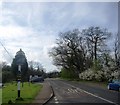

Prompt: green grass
[77,80,108,88]
[61,78,108,88]
[2,82,43,104]
[0,88,2,104]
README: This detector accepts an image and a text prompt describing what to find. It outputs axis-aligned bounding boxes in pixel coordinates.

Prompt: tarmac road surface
[45,78,120,105]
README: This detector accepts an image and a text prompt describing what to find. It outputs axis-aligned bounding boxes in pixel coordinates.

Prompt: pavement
[31,81,54,105]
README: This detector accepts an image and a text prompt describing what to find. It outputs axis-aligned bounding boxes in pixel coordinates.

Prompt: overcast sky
[0,1,118,72]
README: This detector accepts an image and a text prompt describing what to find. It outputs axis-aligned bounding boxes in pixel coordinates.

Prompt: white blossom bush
[103,67,112,80]
[79,67,119,81]
[79,69,95,81]
[111,70,120,79]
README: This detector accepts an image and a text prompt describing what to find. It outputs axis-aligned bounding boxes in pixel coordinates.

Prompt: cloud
[0,2,118,72]
[0,24,57,71]
[2,0,119,2]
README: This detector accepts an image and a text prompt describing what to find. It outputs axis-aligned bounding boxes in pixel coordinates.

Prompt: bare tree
[50,29,87,76]
[82,27,111,61]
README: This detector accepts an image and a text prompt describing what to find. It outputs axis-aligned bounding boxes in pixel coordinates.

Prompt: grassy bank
[2,82,43,104]
[77,80,108,88]
[61,77,108,88]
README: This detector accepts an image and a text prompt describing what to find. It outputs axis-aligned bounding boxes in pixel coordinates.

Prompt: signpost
[18,65,21,98]
[16,65,23,101]
[29,75,32,86]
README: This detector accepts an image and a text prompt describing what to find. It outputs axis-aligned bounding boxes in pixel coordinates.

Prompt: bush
[79,67,119,82]
[2,71,14,83]
[111,70,120,79]
[79,69,95,81]
[61,68,78,79]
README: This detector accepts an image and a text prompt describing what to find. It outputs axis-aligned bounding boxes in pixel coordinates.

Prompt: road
[45,78,120,105]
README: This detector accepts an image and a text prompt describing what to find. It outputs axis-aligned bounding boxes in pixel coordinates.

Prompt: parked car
[31,77,44,83]
[108,79,120,91]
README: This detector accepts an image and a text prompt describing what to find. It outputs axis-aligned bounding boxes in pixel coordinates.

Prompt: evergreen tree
[11,49,28,81]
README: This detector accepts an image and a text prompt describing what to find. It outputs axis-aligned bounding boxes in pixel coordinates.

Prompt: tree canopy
[50,26,113,79]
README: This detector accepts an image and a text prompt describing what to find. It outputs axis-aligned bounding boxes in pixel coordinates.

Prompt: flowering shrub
[79,67,119,81]
[79,69,95,81]
[111,70,120,79]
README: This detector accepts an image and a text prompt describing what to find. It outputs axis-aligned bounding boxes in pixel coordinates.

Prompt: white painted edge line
[50,93,53,97]
[61,81,118,105]
[78,88,117,105]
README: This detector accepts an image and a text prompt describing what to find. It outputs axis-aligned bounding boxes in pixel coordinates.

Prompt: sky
[0,1,118,72]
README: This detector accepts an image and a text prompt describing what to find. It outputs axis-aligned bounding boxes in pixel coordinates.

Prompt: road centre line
[61,81,117,105]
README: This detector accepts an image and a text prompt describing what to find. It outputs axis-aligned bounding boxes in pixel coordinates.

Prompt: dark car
[108,79,120,91]
[31,77,44,83]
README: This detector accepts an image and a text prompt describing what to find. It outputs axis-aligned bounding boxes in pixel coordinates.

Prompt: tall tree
[50,29,87,77]
[114,33,119,68]
[82,27,111,61]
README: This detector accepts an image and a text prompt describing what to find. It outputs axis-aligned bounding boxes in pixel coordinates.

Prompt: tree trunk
[94,38,97,60]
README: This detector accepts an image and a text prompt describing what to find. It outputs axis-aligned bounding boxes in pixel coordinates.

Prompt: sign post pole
[16,65,23,101]
[18,65,21,98]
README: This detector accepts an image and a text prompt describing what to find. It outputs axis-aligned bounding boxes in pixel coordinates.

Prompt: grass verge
[2,82,43,104]
[61,77,108,88]
[0,88,2,104]
[77,80,108,88]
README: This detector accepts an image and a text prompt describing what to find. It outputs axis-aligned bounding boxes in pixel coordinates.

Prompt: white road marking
[68,89,73,93]
[61,81,117,105]
[75,89,78,93]
[71,89,75,93]
[68,88,76,93]
[55,101,59,103]
[54,97,58,101]
[68,89,70,91]
[50,93,53,97]
[55,98,58,101]
[54,97,59,103]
